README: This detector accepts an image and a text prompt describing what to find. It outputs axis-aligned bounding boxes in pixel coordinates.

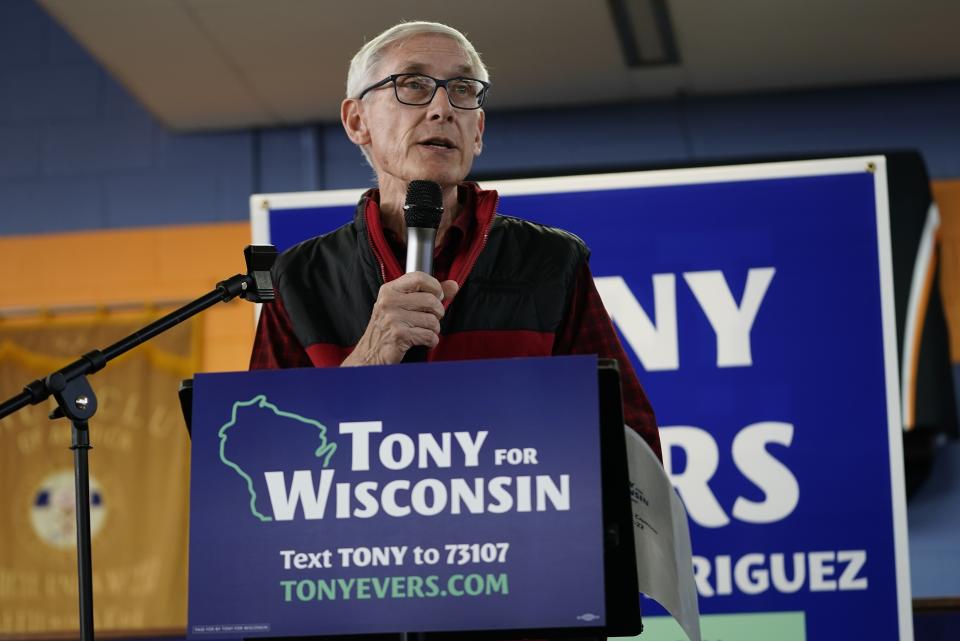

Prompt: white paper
[624,427,701,641]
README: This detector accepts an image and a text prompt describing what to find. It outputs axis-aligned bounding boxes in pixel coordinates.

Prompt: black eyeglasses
[357,73,490,110]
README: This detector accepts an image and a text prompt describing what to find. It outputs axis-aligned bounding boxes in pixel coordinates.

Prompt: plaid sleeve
[553,262,662,461]
[249,292,313,370]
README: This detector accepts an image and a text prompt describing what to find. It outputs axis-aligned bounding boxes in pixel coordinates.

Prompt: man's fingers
[440,280,459,302]
[362,274,456,362]
[409,311,442,335]
[381,307,441,335]
[398,292,445,318]
[392,271,443,297]
[407,327,441,349]
[355,273,451,367]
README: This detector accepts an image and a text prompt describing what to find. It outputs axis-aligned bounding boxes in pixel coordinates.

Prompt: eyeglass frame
[356,73,491,110]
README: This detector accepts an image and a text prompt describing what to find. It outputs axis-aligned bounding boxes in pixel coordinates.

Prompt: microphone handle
[403,226,437,363]
[405,226,436,275]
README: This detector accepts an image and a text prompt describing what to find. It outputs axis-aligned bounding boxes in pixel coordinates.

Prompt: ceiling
[39,0,960,131]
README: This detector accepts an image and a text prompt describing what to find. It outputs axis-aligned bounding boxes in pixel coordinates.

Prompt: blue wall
[1,0,959,603]
[910,441,960,597]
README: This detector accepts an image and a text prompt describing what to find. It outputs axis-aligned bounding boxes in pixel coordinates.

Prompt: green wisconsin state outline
[218,394,337,522]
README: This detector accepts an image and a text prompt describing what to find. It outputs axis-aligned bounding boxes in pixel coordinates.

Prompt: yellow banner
[0,312,198,636]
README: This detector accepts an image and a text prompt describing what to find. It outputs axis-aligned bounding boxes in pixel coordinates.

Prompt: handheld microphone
[402,180,443,363]
[404,180,443,274]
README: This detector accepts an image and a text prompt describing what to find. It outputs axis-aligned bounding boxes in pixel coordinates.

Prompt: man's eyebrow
[398,62,476,76]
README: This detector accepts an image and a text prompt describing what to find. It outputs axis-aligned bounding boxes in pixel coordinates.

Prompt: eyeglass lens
[395,75,485,108]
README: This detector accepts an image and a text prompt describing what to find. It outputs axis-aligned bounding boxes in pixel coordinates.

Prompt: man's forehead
[381,35,475,75]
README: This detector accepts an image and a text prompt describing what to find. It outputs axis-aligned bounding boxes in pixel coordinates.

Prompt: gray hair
[346,21,490,99]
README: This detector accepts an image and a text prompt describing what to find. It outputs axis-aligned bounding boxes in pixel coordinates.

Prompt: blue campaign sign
[188,355,605,638]
[251,157,911,641]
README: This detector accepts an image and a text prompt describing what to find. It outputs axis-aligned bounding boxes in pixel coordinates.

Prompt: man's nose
[426,87,455,121]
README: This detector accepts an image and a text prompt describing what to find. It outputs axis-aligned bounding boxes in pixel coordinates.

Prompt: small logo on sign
[576,613,600,622]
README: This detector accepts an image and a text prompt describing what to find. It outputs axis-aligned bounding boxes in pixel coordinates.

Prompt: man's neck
[378,181,462,245]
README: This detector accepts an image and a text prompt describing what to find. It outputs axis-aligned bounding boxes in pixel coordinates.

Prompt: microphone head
[403,180,443,229]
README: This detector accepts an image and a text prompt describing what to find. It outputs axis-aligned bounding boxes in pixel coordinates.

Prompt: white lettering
[715,555,733,595]
[279,549,332,569]
[418,432,451,468]
[454,430,488,467]
[487,477,514,513]
[515,476,532,512]
[265,469,334,521]
[837,550,868,590]
[353,481,379,518]
[338,546,407,568]
[731,422,800,523]
[379,433,415,470]
[339,421,383,471]
[770,552,806,593]
[808,551,836,591]
[595,274,679,371]
[692,556,714,597]
[683,268,775,367]
[381,480,410,517]
[450,478,484,514]
[535,474,570,511]
[734,553,769,594]
[335,482,351,518]
[660,426,729,528]
[410,479,447,516]
[695,550,868,597]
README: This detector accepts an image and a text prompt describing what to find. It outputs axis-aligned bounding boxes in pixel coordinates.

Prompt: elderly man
[250,21,660,460]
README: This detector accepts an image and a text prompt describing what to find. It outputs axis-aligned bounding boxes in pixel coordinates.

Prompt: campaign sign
[187,355,605,638]
[252,156,911,641]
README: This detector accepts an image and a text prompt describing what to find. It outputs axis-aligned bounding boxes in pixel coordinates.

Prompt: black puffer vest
[273,188,589,364]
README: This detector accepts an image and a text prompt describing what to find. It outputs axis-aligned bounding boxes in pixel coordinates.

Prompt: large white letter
[379,433,415,470]
[411,479,447,516]
[381,480,411,517]
[683,267,775,367]
[535,474,570,511]
[594,274,678,371]
[265,469,334,521]
[731,421,799,523]
[418,432,451,468]
[340,421,382,471]
[454,430,488,467]
[660,426,729,527]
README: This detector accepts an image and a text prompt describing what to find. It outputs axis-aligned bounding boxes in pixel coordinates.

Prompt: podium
[184,355,642,640]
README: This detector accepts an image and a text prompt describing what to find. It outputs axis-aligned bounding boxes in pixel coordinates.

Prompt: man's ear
[341,98,370,145]
[473,109,485,156]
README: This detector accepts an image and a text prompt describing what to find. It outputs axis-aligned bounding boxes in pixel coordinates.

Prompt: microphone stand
[0,245,277,641]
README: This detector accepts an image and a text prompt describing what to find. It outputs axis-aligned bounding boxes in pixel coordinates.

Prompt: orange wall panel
[932,180,960,361]
[0,223,255,373]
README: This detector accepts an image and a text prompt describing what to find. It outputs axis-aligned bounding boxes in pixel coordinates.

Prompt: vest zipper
[452,192,498,291]
[366,189,497,298]
[363,201,388,284]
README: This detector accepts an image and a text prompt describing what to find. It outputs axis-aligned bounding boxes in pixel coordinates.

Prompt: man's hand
[342,272,459,366]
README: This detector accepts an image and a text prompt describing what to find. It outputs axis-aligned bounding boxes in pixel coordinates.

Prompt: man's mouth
[419,137,457,150]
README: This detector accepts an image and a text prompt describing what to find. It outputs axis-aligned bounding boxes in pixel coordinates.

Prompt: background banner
[253,156,912,641]
[0,313,198,636]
